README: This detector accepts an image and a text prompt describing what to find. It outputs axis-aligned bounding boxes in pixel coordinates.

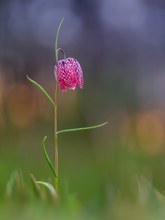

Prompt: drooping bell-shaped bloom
[54,57,84,92]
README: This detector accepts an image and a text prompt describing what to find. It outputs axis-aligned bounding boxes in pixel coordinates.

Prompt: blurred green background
[1,0,165,219]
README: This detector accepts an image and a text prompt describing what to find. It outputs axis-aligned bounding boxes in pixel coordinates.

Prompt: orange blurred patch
[6,84,37,128]
[135,110,165,155]
[0,72,6,128]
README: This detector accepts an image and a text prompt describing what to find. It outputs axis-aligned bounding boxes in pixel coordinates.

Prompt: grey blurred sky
[0,0,165,106]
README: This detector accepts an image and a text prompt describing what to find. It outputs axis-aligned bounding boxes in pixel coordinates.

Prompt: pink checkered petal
[54,57,84,92]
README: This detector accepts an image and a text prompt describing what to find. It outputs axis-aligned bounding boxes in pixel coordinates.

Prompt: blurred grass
[1,121,165,219]
[1,84,165,219]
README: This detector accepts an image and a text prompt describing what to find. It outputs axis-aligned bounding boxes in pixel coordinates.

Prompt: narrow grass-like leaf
[6,170,24,197]
[42,136,57,178]
[55,17,64,62]
[136,176,165,206]
[26,75,55,108]
[57,122,108,134]
[6,169,28,200]
[30,174,43,199]
[36,181,57,197]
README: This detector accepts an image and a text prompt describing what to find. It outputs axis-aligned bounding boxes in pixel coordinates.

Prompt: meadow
[1,101,165,219]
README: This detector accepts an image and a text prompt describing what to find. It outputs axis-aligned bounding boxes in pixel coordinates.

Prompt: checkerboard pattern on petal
[54,58,84,92]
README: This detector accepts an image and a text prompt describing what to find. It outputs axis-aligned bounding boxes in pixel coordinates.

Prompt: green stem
[54,84,58,191]
[54,18,64,191]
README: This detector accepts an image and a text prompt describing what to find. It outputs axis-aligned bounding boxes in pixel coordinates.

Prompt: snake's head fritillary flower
[54,57,84,92]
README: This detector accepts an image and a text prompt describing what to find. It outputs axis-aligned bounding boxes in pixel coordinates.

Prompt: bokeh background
[1,0,165,219]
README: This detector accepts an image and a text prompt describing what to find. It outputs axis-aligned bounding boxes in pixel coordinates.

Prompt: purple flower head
[54,57,84,92]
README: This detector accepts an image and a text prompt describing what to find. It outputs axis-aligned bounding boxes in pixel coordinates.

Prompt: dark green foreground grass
[1,178,165,220]
[1,124,165,220]
[1,143,165,220]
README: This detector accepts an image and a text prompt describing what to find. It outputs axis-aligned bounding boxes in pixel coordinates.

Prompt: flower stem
[54,18,64,192]
[54,82,59,191]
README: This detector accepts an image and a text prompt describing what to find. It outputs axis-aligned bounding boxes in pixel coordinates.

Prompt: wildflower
[54,57,84,91]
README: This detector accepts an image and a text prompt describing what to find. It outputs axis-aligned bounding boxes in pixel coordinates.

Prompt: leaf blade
[26,75,55,108]
[30,174,43,199]
[57,122,108,134]
[36,181,57,197]
[55,17,64,62]
[42,136,57,178]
